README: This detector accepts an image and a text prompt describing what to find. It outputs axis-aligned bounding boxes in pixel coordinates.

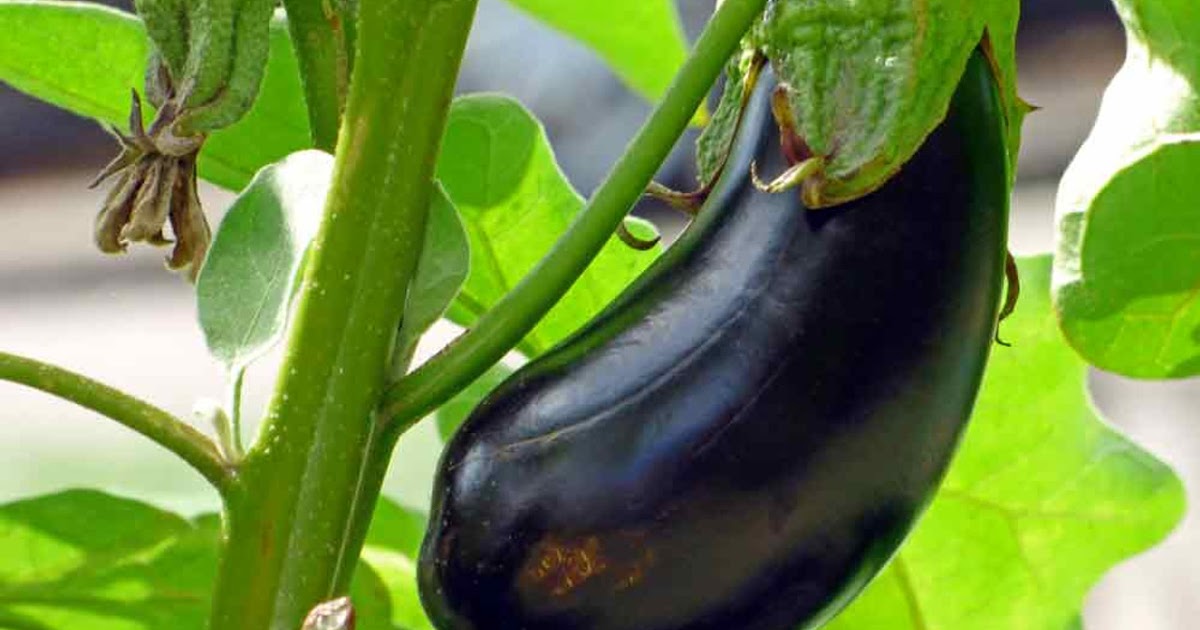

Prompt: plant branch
[205,0,479,626]
[380,0,769,430]
[0,351,232,497]
[282,0,353,151]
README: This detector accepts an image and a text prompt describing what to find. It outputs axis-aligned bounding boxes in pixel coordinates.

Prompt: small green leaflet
[1053,0,1200,378]
[200,150,470,382]
[501,0,690,108]
[437,95,661,358]
[393,185,470,375]
[197,150,333,373]
[826,257,1185,630]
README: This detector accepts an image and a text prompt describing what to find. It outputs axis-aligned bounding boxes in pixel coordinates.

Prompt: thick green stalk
[282,0,353,150]
[380,0,769,430]
[205,0,478,627]
[0,351,232,496]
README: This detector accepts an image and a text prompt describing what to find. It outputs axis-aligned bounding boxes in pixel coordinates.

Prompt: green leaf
[359,499,432,630]
[0,489,217,629]
[347,563,397,630]
[826,256,1185,630]
[437,95,661,357]
[394,186,470,370]
[197,150,334,372]
[0,2,310,191]
[0,2,143,123]
[435,362,514,442]
[502,0,689,105]
[1053,0,1200,378]
[0,490,403,630]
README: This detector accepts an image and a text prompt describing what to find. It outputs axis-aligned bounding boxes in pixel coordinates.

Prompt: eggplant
[419,50,1010,630]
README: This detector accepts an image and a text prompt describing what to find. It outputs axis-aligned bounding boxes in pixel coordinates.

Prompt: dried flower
[92,90,210,281]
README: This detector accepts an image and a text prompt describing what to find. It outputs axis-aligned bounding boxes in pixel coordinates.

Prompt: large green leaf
[197,150,333,372]
[0,489,216,629]
[827,256,1185,630]
[437,95,661,357]
[1053,0,1200,378]
[502,0,689,105]
[0,1,310,191]
[0,490,415,629]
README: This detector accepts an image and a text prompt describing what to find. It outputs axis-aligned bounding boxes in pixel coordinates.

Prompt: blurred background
[0,1,1194,628]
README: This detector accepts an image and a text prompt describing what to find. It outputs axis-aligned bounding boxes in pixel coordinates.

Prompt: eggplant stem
[751,156,825,195]
[995,251,1020,347]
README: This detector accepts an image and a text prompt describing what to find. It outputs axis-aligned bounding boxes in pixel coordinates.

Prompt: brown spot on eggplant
[420,49,1009,630]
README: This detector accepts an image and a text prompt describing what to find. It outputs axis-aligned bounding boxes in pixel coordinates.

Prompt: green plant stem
[380,0,769,430]
[282,0,352,151]
[0,351,232,496]
[225,367,246,459]
[205,0,478,626]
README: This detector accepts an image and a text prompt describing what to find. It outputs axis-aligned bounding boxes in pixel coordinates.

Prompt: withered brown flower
[92,89,211,282]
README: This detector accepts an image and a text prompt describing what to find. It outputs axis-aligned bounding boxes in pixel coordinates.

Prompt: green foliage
[0,490,217,629]
[199,151,469,380]
[0,491,421,630]
[827,257,1185,630]
[361,501,432,630]
[0,4,659,363]
[0,2,309,191]
[197,150,333,372]
[0,2,144,130]
[1054,0,1200,378]
[394,187,470,372]
[437,95,661,357]
[502,0,689,105]
[0,5,655,362]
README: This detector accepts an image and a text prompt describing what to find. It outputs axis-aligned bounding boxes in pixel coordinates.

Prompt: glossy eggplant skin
[420,51,1009,630]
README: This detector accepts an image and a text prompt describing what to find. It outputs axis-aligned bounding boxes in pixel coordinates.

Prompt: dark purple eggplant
[419,50,1009,630]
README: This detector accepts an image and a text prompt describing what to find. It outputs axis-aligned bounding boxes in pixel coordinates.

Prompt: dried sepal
[165,158,211,281]
[121,157,177,243]
[93,0,276,280]
[95,157,153,253]
[91,90,210,281]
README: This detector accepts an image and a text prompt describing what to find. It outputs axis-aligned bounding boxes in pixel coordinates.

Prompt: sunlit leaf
[197,150,333,372]
[0,489,217,629]
[502,0,689,106]
[0,490,415,629]
[1054,0,1200,378]
[827,256,1186,630]
[437,94,661,357]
